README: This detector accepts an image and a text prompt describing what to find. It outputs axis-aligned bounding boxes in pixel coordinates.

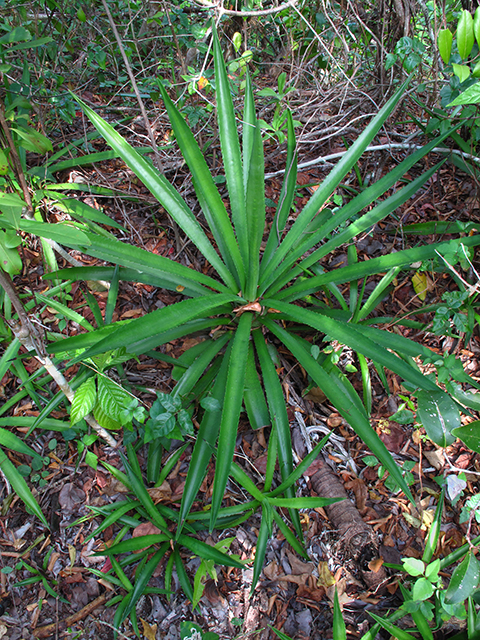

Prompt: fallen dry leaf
[141,618,158,640]
[58,483,86,511]
[147,480,172,503]
[287,551,314,576]
[133,522,162,538]
[296,584,326,602]
[424,449,444,470]
[304,386,327,404]
[317,562,335,589]
[368,557,384,573]
[344,477,368,512]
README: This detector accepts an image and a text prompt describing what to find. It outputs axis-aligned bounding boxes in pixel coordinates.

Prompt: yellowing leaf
[317,561,335,589]
[141,618,158,640]
[412,271,428,301]
[197,76,208,90]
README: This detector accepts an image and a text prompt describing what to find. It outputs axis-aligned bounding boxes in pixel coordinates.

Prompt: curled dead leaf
[147,480,172,503]
[368,557,384,573]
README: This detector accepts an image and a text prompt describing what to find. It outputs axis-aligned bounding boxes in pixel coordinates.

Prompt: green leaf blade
[210,312,253,527]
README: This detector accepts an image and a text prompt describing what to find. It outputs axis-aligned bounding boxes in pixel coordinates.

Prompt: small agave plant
[40,28,480,589]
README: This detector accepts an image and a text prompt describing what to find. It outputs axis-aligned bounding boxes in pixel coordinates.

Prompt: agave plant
[35,31,480,558]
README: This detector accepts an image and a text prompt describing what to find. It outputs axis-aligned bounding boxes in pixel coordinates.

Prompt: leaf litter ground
[1,90,480,640]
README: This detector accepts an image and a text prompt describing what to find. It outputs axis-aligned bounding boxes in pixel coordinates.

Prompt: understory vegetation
[2,0,480,638]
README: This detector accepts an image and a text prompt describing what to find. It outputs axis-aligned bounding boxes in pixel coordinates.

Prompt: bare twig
[265,142,480,178]
[32,594,108,638]
[0,271,118,447]
[193,0,298,17]
[100,0,163,172]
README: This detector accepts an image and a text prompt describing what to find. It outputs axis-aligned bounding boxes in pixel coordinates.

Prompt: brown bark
[32,594,108,638]
[310,460,387,591]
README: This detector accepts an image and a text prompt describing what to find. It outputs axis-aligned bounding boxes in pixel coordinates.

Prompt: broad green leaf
[210,312,252,527]
[0,230,22,274]
[417,389,459,447]
[70,377,97,425]
[438,28,453,64]
[475,7,480,46]
[446,551,480,604]
[212,27,248,267]
[97,376,131,424]
[457,10,475,59]
[403,558,425,576]
[72,95,235,290]
[452,421,480,453]
[243,341,270,430]
[244,121,265,300]
[0,192,31,219]
[177,343,231,534]
[11,126,53,153]
[0,26,31,43]
[412,577,434,601]
[158,83,243,291]
[447,82,480,106]
[452,63,471,82]
[94,404,122,431]
[0,450,48,527]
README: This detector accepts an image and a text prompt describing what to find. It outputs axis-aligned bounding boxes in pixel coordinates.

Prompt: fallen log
[310,459,387,591]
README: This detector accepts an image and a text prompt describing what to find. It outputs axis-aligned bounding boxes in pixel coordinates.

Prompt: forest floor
[1,80,480,640]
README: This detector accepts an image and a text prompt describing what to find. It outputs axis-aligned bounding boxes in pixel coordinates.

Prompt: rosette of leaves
[40,27,480,546]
